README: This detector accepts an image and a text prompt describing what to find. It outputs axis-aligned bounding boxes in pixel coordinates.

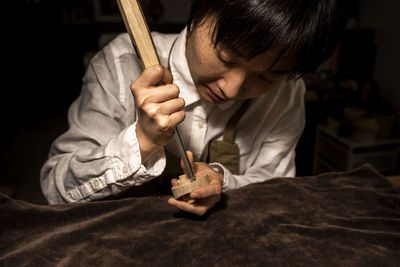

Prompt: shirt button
[123,166,128,174]
[93,180,100,188]
[197,122,204,129]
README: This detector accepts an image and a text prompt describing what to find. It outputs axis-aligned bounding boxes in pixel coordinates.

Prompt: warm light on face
[185,17,291,104]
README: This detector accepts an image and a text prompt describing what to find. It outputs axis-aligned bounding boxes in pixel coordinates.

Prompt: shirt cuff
[107,122,166,182]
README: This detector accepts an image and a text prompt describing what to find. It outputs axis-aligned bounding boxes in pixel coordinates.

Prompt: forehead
[192,16,294,75]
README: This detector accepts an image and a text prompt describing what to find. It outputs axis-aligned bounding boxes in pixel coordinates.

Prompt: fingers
[169,157,223,216]
[133,84,181,107]
[140,109,185,133]
[170,178,178,186]
[190,181,222,199]
[131,67,185,133]
[135,65,173,87]
[131,65,186,143]
[179,160,223,199]
[141,97,185,125]
[158,97,185,114]
[131,64,180,107]
[168,195,221,216]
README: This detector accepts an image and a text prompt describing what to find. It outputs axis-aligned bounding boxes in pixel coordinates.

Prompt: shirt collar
[169,27,201,107]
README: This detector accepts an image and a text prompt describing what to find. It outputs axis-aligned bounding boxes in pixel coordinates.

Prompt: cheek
[195,57,223,82]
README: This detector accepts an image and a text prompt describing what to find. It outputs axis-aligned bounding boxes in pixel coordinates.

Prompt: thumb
[180,150,195,176]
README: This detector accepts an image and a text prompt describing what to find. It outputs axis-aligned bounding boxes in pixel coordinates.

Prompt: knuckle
[154,64,164,73]
[150,64,164,76]
[169,84,180,96]
[130,82,140,93]
[136,95,149,108]
[147,105,160,118]
[178,97,185,108]
[157,116,170,131]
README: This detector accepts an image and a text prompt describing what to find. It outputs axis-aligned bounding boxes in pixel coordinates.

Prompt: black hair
[187,0,349,79]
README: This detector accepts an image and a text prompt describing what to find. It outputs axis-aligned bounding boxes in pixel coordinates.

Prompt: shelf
[313,125,400,175]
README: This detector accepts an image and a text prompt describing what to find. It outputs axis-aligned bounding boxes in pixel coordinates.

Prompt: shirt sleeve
[40,46,166,204]
[216,79,306,191]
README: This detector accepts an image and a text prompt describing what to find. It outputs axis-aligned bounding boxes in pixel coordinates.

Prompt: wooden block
[172,175,210,203]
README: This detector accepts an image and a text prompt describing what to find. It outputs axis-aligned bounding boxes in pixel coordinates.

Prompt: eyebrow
[217,45,293,75]
[264,50,294,76]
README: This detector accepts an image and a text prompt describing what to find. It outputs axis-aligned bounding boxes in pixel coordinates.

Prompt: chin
[200,93,215,104]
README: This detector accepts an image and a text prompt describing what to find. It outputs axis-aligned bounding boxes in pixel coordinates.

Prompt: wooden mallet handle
[116,0,160,69]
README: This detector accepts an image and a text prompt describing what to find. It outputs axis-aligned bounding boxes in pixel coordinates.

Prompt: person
[41,0,347,215]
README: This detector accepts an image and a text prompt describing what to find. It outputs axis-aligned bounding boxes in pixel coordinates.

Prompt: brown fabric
[201,139,240,174]
[201,100,251,174]
[1,164,400,266]
[221,99,251,143]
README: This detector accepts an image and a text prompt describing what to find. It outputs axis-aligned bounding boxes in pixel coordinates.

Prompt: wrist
[136,124,161,162]
[209,163,225,186]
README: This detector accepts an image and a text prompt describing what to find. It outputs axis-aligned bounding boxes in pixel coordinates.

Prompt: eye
[216,49,235,66]
[258,74,273,83]
[258,73,286,84]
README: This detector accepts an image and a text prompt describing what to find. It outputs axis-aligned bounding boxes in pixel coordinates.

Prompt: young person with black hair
[41,0,347,215]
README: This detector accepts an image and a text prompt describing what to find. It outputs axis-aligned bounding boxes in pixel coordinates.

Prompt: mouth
[205,85,226,103]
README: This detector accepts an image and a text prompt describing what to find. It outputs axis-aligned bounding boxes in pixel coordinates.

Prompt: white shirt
[40,28,305,204]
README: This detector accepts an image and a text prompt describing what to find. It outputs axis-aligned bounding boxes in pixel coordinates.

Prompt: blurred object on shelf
[352,116,380,142]
[343,107,366,121]
[313,126,400,175]
[325,110,396,143]
[325,117,342,135]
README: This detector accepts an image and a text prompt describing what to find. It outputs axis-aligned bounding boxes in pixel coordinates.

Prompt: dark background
[1,0,399,204]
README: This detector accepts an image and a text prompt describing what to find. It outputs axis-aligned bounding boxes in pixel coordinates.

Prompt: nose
[217,68,246,99]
